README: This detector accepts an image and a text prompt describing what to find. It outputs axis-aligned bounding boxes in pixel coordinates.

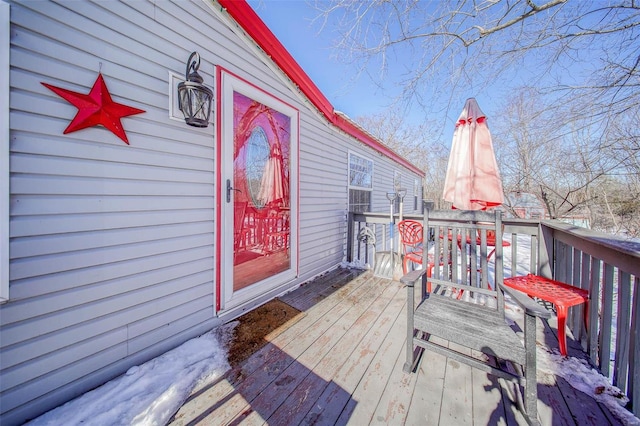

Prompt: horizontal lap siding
[1,1,224,423]
[0,0,423,423]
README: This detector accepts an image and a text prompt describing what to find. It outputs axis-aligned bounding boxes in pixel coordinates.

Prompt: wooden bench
[401,210,551,425]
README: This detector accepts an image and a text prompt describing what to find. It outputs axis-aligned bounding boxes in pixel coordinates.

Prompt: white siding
[1,1,9,303]
[0,1,423,424]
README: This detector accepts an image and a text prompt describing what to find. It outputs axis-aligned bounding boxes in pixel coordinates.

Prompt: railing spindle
[629,276,640,415]
[588,257,601,364]
[614,270,632,392]
[600,263,615,378]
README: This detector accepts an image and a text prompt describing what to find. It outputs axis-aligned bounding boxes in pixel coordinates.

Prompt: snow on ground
[28,323,236,426]
[503,302,639,425]
[538,348,638,425]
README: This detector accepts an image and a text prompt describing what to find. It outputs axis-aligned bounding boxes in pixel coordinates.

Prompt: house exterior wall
[0,1,423,424]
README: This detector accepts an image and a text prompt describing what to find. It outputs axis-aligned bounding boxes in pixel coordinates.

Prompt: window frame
[348,151,374,191]
[1,0,9,303]
[348,151,374,213]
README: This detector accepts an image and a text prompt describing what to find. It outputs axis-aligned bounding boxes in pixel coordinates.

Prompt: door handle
[226,179,241,203]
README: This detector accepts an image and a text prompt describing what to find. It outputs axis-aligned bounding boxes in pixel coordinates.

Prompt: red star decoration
[42,73,145,145]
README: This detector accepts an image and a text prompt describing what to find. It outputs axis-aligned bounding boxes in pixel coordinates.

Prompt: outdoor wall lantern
[177,51,213,128]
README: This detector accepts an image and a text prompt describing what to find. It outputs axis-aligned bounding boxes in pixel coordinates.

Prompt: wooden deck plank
[214,273,388,423]
[171,269,372,425]
[231,276,393,424]
[337,294,407,424]
[266,279,402,425]
[439,342,474,425]
[301,280,407,425]
[533,316,578,426]
[170,269,632,426]
[281,268,364,312]
[541,317,623,425]
[471,357,511,425]
[370,337,419,425]
[404,343,447,425]
[509,303,576,426]
[497,376,529,425]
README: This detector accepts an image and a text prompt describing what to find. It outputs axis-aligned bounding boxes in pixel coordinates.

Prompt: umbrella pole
[389,199,394,270]
[386,192,397,279]
[397,188,407,258]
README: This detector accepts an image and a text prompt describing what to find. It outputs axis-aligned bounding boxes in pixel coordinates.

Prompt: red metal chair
[397,220,424,274]
[398,220,439,288]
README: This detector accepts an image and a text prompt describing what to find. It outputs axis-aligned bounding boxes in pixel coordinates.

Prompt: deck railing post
[613,271,632,393]
[403,278,415,373]
[538,222,553,279]
[629,276,640,417]
[524,312,538,422]
[588,257,601,365]
[578,252,590,348]
[346,212,354,263]
[599,263,615,378]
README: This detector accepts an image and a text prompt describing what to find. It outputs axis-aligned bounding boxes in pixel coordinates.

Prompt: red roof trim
[217,0,423,176]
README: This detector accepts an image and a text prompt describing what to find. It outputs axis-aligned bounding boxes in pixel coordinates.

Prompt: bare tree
[316,0,640,234]
[355,111,450,207]
[594,109,640,236]
[314,1,639,124]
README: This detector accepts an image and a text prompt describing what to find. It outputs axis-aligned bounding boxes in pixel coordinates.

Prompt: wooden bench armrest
[500,283,552,319]
[400,269,427,287]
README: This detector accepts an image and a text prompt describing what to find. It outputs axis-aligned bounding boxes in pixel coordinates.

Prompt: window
[1,1,9,303]
[348,152,373,213]
[414,179,420,211]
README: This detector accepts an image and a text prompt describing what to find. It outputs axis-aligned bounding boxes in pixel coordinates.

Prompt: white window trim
[1,1,9,303]
[347,151,374,191]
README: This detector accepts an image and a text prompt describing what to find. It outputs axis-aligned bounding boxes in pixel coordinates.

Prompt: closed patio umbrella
[443,98,504,210]
[258,141,287,207]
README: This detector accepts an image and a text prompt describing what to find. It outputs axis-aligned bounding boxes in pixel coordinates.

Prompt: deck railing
[346,211,640,417]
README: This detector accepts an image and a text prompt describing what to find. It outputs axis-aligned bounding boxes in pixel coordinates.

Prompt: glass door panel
[232,91,291,290]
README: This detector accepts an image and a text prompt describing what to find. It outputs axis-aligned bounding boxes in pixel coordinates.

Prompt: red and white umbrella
[443,98,504,210]
[258,142,287,207]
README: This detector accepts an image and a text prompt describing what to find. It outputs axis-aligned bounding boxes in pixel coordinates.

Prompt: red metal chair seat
[503,274,589,356]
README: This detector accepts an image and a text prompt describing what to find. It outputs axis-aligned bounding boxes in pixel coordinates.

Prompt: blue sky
[248,0,615,145]
[246,1,422,125]
[244,0,534,143]
[244,0,604,144]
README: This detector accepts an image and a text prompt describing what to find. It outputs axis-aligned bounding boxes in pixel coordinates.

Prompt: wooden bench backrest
[424,209,504,315]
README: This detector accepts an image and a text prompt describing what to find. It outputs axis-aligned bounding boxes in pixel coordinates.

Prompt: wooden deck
[170,268,623,425]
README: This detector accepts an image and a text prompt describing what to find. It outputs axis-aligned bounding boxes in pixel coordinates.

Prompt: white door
[219,70,298,311]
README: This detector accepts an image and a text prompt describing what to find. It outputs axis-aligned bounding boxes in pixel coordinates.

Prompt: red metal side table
[503,274,589,356]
